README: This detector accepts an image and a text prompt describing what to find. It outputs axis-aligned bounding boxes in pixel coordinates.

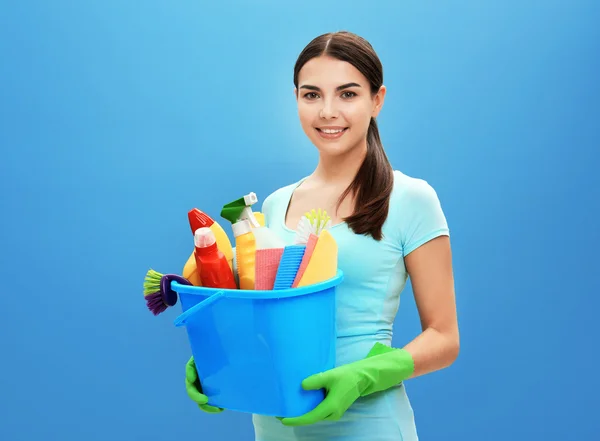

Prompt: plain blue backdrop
[1,1,598,440]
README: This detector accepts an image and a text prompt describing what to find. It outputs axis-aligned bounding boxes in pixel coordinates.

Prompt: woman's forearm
[402,327,460,378]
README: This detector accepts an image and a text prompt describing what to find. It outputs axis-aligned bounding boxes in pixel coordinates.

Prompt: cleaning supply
[292,209,332,287]
[188,208,234,271]
[254,225,286,249]
[230,219,256,290]
[143,269,191,315]
[182,252,202,286]
[291,233,319,288]
[254,248,284,290]
[296,229,338,287]
[221,192,285,290]
[221,192,285,250]
[194,227,237,289]
[273,245,306,290]
[279,342,415,426]
[221,193,260,290]
[295,208,332,244]
[254,212,266,227]
[221,192,260,227]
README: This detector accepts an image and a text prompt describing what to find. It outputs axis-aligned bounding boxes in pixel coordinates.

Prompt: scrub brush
[294,208,332,244]
[143,269,191,316]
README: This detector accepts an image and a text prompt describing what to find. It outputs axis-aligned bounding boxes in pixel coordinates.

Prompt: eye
[303,92,319,100]
[341,91,357,99]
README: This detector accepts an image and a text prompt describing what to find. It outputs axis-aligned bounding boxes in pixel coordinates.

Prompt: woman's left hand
[278,363,364,426]
[279,343,413,426]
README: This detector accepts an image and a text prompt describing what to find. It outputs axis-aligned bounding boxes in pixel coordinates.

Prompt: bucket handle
[173,290,226,328]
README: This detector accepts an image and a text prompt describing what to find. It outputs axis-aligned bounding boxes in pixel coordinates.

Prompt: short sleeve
[399,179,450,256]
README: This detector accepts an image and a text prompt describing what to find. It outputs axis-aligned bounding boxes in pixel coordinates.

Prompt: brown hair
[293,31,394,241]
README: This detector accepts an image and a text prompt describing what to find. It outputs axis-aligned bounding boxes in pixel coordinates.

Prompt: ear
[371,85,386,118]
[294,87,298,100]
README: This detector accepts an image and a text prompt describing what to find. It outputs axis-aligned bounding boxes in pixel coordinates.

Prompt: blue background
[1,1,598,440]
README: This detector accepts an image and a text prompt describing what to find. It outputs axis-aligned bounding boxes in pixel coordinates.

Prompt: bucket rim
[171,270,344,300]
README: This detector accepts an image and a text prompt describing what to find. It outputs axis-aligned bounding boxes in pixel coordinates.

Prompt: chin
[315,143,352,157]
[314,138,364,158]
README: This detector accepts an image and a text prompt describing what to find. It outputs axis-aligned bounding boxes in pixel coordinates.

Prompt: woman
[185,30,460,441]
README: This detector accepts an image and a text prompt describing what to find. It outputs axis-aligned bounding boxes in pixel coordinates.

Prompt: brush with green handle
[143,269,190,316]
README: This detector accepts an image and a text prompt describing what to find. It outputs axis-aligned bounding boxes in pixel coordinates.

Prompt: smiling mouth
[316,127,348,139]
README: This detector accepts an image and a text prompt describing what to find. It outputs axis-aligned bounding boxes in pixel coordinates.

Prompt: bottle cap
[232,219,252,237]
[194,227,216,248]
[188,209,214,234]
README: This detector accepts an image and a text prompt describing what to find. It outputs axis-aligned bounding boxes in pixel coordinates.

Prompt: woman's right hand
[185,356,224,413]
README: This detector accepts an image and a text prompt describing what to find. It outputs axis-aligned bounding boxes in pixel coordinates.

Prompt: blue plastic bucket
[171,270,343,417]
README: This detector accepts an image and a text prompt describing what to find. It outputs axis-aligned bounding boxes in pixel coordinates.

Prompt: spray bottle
[220,193,257,290]
[222,192,285,248]
[221,192,285,290]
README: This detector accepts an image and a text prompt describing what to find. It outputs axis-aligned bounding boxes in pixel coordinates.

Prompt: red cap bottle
[194,227,237,289]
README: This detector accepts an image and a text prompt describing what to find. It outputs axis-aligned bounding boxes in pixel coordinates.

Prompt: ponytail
[336,118,394,241]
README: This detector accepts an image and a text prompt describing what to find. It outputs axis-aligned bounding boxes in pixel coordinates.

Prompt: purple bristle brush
[143,269,191,316]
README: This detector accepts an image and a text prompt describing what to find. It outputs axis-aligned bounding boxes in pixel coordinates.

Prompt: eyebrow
[299,82,362,92]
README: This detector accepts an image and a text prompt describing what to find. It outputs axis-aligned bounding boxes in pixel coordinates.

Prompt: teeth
[321,128,344,134]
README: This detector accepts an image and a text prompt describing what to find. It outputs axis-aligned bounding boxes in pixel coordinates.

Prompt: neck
[312,142,367,186]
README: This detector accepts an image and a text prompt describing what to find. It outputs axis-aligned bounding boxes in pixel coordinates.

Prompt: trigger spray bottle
[221,193,259,290]
[221,192,285,290]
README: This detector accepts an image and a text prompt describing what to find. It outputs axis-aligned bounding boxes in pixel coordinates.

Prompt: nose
[319,98,338,119]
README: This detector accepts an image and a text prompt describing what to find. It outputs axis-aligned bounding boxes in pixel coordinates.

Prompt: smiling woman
[292,34,394,241]
[184,31,460,441]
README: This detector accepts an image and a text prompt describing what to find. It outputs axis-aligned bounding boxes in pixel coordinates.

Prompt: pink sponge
[291,234,319,288]
[255,248,284,290]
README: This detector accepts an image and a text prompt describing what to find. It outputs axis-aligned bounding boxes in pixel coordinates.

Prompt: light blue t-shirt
[252,170,450,441]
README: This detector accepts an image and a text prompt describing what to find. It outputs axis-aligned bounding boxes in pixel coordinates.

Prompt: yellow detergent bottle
[221,192,285,289]
[221,193,266,290]
[232,219,257,290]
[182,252,202,286]
[254,212,265,227]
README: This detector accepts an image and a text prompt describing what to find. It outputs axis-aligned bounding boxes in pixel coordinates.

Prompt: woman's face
[295,55,385,157]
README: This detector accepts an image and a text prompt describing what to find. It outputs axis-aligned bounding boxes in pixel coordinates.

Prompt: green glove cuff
[366,341,396,358]
[356,342,415,397]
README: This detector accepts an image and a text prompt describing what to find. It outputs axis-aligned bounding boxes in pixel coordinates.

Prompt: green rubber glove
[185,356,224,414]
[279,343,414,426]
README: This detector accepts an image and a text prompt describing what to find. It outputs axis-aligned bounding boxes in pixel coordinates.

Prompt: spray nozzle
[220,192,260,227]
